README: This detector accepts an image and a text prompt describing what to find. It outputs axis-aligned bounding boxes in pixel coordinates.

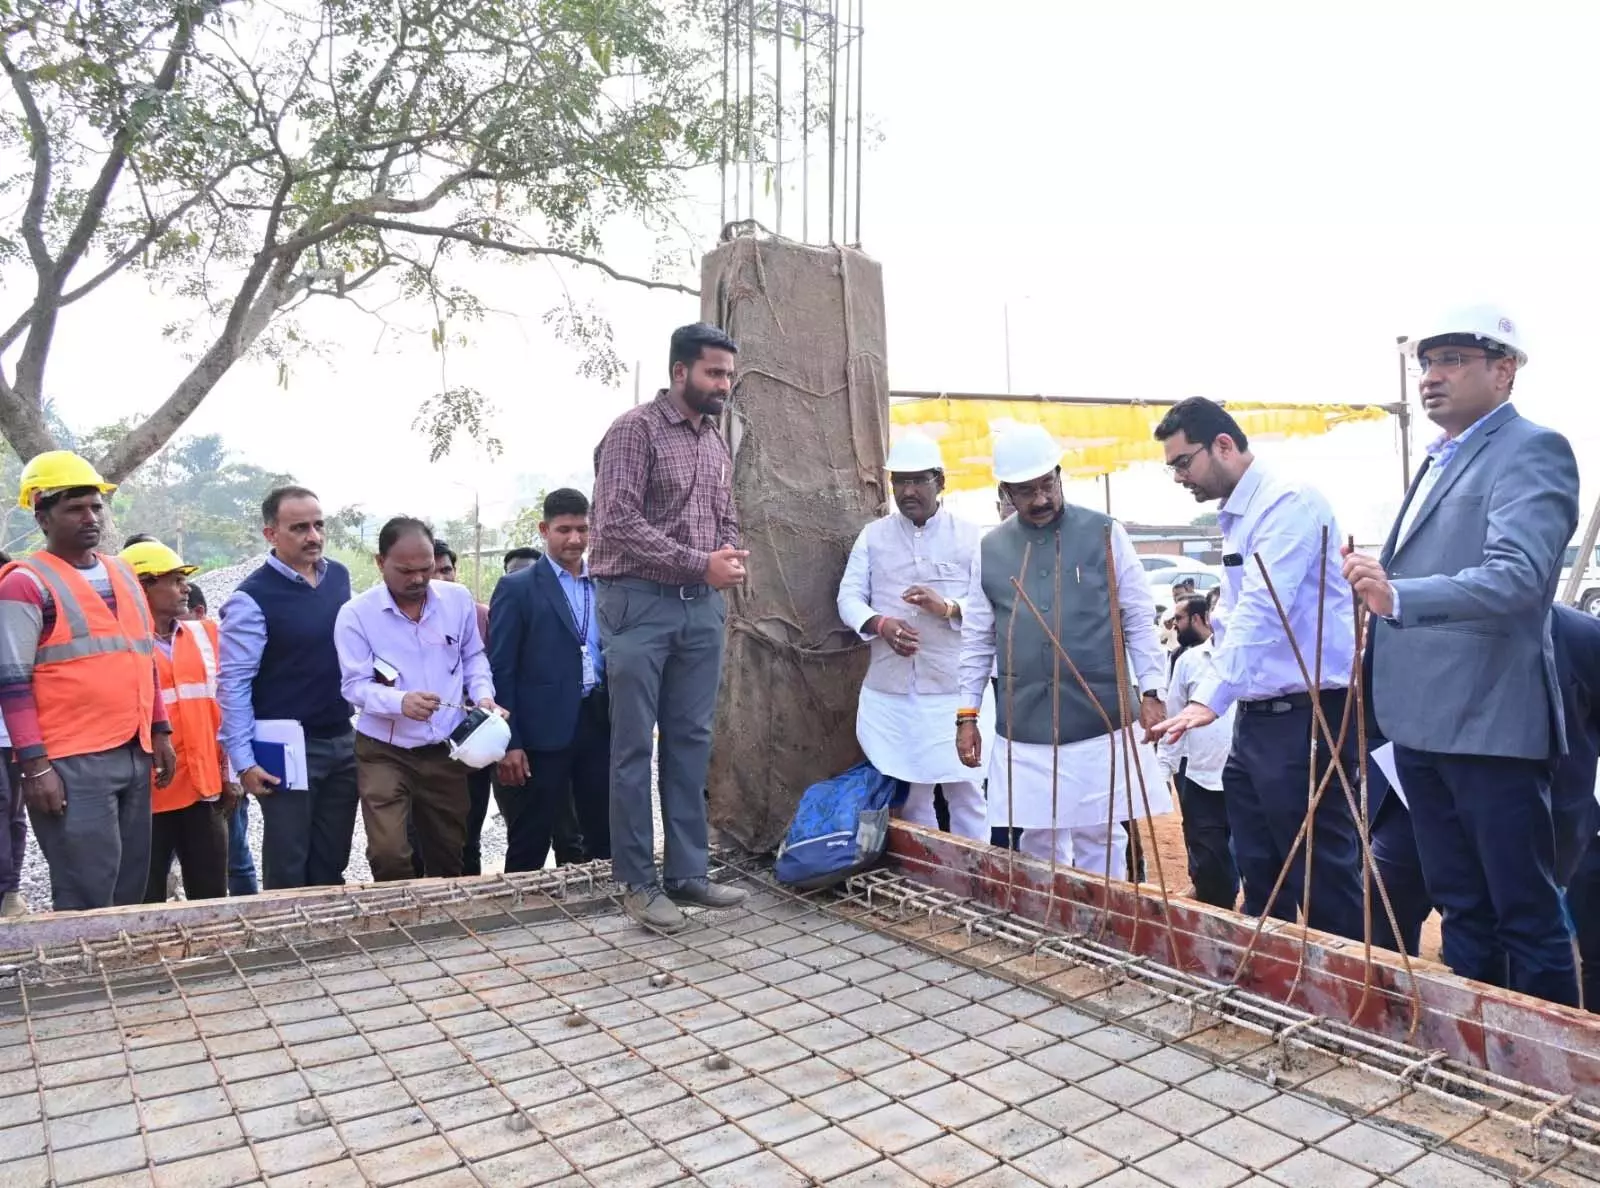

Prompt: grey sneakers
[623,886,687,932]
[623,878,748,931]
[1,891,27,919]
[665,878,748,909]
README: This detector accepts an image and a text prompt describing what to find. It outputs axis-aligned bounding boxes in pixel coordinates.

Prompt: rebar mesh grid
[0,866,1592,1187]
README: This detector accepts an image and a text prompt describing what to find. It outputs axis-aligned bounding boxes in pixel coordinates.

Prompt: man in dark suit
[1345,307,1581,1006]
[488,489,611,871]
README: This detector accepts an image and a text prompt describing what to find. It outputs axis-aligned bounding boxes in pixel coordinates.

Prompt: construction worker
[122,541,238,903]
[0,452,176,910]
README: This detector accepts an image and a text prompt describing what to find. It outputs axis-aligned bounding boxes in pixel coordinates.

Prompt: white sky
[22,0,1600,544]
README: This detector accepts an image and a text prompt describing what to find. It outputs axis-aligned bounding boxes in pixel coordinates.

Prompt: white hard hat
[884,432,944,474]
[992,424,1063,485]
[448,708,510,770]
[1406,305,1528,368]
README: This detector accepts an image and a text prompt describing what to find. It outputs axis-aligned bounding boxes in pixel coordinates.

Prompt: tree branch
[0,52,54,276]
[354,216,700,295]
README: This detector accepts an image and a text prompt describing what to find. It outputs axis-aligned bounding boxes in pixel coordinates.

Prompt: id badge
[581,644,597,688]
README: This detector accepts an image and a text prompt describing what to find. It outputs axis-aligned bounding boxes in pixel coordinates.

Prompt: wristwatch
[1141,689,1162,701]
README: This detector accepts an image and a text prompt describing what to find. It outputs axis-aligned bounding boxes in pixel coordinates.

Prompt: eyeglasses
[1415,350,1499,373]
[1165,444,1210,475]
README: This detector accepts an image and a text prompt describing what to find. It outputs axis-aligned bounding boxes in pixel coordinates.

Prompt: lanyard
[571,577,592,642]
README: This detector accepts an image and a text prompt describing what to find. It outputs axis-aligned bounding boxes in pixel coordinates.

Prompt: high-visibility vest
[152,619,223,814]
[7,551,156,760]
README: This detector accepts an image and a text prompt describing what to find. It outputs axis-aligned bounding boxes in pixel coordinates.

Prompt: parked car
[1560,543,1600,614]
[1148,564,1222,614]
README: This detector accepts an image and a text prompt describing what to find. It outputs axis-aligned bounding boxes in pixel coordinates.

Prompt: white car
[1148,564,1223,615]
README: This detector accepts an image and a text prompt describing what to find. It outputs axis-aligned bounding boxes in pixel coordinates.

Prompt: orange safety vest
[152,619,223,814]
[7,551,155,760]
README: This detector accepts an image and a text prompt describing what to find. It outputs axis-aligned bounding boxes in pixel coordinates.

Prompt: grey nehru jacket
[982,506,1128,745]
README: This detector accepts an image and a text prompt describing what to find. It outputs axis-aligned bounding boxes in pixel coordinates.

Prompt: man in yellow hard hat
[0,452,177,910]
[122,541,237,902]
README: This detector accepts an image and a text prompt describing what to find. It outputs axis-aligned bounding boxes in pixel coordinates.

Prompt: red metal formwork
[883,822,1600,1102]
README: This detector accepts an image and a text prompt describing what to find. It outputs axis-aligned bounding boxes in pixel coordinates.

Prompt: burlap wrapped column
[701,233,889,852]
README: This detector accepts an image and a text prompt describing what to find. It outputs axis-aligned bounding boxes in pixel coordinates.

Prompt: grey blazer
[1371,402,1578,760]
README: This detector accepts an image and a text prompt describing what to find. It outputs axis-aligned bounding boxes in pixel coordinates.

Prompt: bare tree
[0,0,758,476]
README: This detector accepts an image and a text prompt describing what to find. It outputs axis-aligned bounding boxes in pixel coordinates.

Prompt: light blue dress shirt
[218,553,329,775]
[548,554,604,692]
[1193,462,1355,715]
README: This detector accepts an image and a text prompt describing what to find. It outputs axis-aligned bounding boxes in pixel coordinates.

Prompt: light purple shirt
[334,579,493,748]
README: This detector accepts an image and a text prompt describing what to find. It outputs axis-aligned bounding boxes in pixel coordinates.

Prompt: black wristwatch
[1141,689,1161,701]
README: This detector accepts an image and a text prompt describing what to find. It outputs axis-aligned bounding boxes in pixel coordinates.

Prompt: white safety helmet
[1406,305,1528,368]
[448,707,511,770]
[884,431,944,474]
[992,423,1063,485]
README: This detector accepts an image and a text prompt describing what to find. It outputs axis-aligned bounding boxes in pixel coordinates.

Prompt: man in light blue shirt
[334,517,500,881]
[1151,398,1367,943]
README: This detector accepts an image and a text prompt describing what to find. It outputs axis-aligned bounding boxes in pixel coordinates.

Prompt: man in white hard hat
[1149,399,1367,944]
[956,424,1169,877]
[1343,308,1581,1006]
[838,432,991,840]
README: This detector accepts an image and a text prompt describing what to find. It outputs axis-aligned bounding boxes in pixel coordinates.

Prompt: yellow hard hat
[17,450,116,510]
[119,541,197,579]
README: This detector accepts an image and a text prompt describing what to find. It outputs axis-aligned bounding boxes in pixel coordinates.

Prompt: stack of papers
[253,719,309,790]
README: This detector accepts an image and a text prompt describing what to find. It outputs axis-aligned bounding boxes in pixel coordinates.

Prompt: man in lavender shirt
[334,517,504,880]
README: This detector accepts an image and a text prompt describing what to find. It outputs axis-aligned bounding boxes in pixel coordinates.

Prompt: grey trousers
[598,579,726,890]
[27,740,152,911]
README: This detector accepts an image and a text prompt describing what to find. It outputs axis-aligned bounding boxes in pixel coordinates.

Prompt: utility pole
[634,361,642,406]
[1003,304,1012,394]
[473,492,483,600]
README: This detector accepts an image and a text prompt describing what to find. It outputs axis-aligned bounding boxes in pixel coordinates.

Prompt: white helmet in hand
[449,708,511,770]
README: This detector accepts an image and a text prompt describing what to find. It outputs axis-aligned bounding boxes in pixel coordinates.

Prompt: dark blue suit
[488,561,611,871]
[1372,604,1600,1008]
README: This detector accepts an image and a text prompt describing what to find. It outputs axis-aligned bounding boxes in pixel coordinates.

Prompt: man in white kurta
[957,425,1169,878]
[838,433,993,840]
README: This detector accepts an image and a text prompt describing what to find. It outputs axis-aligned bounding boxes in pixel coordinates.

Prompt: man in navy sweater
[489,489,611,872]
[219,487,358,890]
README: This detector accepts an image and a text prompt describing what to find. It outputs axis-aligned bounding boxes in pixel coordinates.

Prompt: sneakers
[623,886,687,932]
[664,878,748,910]
[0,891,27,919]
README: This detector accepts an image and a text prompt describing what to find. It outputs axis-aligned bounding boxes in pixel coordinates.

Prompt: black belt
[1238,688,1347,716]
[600,576,711,601]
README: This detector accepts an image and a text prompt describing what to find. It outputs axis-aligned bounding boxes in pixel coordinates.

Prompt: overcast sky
[23,0,1600,544]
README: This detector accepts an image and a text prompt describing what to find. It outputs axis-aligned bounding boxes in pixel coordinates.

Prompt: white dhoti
[857,684,996,842]
[986,727,1171,880]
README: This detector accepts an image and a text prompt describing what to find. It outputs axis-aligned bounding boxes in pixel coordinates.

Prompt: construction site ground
[0,862,1586,1188]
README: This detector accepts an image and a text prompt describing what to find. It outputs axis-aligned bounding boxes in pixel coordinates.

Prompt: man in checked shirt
[590,323,750,931]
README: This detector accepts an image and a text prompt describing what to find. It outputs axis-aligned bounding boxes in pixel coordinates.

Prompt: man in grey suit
[1344,307,1580,1007]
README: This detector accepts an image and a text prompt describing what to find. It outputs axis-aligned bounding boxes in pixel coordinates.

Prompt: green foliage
[0,0,815,477]
[0,426,292,565]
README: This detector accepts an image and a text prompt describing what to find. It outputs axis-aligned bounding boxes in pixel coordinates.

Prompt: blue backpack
[775,761,905,890]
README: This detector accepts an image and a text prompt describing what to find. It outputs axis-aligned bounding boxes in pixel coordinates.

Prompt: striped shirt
[588,391,740,585]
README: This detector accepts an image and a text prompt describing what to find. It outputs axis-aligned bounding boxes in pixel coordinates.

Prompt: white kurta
[839,507,995,786]
[960,517,1172,830]
[855,684,997,786]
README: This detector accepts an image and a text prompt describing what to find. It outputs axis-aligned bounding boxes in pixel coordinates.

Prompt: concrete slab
[0,870,1593,1188]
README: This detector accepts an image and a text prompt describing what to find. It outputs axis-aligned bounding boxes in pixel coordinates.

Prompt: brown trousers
[354,734,469,881]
